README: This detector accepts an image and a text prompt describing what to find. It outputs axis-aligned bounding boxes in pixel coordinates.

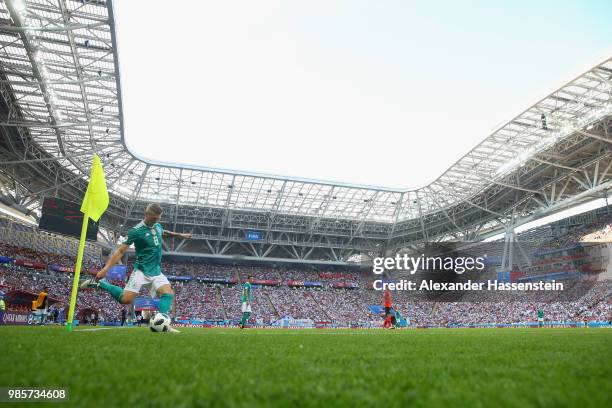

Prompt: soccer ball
[149,312,171,332]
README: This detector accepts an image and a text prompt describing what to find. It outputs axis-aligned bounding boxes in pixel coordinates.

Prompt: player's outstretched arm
[162,230,192,239]
[96,244,129,281]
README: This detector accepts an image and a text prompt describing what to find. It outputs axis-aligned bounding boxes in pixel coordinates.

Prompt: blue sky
[114,0,612,189]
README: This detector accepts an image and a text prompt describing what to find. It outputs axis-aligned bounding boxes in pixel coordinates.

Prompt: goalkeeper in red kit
[383,290,395,329]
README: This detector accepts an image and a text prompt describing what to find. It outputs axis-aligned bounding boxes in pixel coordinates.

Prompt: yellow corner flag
[80,154,109,222]
[67,154,109,332]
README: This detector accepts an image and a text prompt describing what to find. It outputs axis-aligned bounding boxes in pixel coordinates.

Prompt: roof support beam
[574,129,612,144]
[485,178,540,194]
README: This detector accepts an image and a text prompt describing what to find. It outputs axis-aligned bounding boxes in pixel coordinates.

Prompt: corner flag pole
[66,154,109,332]
[66,213,90,332]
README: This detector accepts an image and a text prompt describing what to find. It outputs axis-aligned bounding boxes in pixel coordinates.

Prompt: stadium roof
[0,0,611,232]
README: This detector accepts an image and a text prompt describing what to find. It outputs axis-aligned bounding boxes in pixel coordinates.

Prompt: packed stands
[0,208,610,326]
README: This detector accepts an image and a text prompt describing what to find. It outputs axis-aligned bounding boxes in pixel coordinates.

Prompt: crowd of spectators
[2,260,609,325]
[173,281,225,320]
[0,242,101,271]
[1,209,611,326]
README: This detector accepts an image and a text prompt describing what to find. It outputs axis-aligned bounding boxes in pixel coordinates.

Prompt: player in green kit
[80,203,191,333]
[239,275,253,329]
[537,307,544,328]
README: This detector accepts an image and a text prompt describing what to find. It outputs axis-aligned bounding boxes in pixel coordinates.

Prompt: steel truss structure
[0,0,611,263]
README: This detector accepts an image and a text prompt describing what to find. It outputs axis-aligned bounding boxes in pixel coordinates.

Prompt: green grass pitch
[1,326,610,407]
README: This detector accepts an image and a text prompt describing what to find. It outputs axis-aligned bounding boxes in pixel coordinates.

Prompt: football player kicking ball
[239,275,253,329]
[80,203,191,333]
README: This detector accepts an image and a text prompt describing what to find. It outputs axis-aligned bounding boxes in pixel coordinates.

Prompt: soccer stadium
[0,1,611,407]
